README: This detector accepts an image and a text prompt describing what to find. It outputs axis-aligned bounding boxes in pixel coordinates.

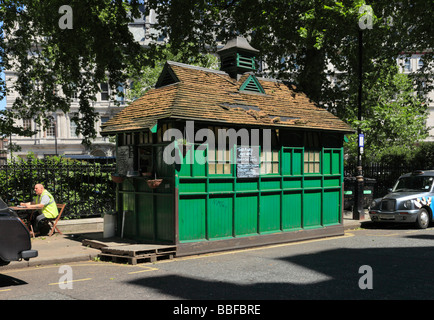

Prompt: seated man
[21,184,58,235]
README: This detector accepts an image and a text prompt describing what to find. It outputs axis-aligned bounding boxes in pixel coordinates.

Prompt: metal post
[353,30,364,220]
[54,119,58,156]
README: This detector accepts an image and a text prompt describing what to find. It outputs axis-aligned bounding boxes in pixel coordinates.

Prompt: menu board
[116,146,134,176]
[236,146,259,178]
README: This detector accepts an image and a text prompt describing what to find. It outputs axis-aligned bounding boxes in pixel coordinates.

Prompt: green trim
[240,75,265,94]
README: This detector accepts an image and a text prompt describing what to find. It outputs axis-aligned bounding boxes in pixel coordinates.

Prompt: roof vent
[155,62,180,88]
[240,75,265,94]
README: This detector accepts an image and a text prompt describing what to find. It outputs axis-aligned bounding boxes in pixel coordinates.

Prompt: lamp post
[50,115,58,156]
[353,29,364,220]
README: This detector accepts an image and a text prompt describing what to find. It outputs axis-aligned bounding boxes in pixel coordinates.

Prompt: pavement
[3,211,371,270]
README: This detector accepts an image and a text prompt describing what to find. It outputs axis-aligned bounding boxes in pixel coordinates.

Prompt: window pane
[223,164,231,174]
[216,164,223,174]
[209,163,216,174]
[272,163,279,173]
[272,151,278,161]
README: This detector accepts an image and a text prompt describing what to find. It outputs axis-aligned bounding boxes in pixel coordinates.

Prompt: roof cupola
[217,36,259,80]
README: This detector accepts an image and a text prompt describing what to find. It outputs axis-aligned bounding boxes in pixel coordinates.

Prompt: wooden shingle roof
[101,61,353,134]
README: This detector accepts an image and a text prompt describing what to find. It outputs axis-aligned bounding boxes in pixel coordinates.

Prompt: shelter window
[157,123,172,143]
[138,130,152,144]
[208,126,232,175]
[304,132,321,174]
[304,150,320,174]
[260,149,279,174]
[208,148,231,175]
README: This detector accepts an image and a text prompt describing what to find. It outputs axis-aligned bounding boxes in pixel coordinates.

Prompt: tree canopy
[1,0,433,158]
[0,0,147,145]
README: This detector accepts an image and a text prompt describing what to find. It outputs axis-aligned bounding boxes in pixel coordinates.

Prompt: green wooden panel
[323,190,340,226]
[323,149,341,175]
[281,149,292,175]
[303,191,321,228]
[332,150,341,174]
[192,147,206,177]
[136,194,154,240]
[260,193,281,233]
[156,146,174,177]
[304,178,321,188]
[179,197,206,242]
[208,196,233,239]
[283,178,302,189]
[261,179,280,190]
[323,150,331,175]
[292,149,303,175]
[155,195,174,241]
[122,193,136,238]
[177,161,192,177]
[209,180,233,192]
[235,179,258,192]
[178,180,206,193]
[324,177,340,187]
[282,191,302,230]
[234,195,258,236]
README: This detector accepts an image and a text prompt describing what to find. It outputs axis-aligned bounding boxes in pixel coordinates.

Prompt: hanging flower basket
[111,174,124,184]
[147,178,163,189]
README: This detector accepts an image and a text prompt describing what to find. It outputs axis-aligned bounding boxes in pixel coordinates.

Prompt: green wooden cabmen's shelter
[101,37,354,256]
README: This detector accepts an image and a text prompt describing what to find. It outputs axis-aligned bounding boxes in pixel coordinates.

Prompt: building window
[101,117,110,125]
[22,118,32,131]
[207,126,232,175]
[418,58,424,70]
[116,85,125,103]
[70,119,78,137]
[46,117,56,138]
[304,132,321,174]
[157,123,172,143]
[304,149,320,174]
[208,148,231,175]
[404,59,411,72]
[100,83,109,101]
[260,149,279,174]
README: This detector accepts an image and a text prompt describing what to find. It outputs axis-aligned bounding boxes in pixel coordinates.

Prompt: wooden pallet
[98,244,177,265]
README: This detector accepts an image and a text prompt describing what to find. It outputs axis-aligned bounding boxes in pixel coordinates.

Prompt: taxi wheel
[0,259,10,266]
[415,208,430,229]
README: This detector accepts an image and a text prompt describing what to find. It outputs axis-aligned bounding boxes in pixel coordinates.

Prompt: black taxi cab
[0,198,38,266]
[369,170,434,229]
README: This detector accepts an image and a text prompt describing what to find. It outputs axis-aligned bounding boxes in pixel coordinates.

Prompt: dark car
[0,198,38,266]
[369,170,434,229]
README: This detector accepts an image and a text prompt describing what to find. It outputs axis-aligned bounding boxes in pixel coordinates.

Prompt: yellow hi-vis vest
[36,190,58,219]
